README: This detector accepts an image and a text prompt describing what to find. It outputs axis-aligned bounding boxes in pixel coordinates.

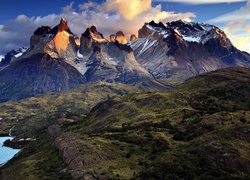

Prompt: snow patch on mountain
[77,50,83,58]
[139,39,158,55]
[166,21,213,44]
[144,20,219,44]
[14,53,23,58]
[146,24,169,38]
[182,36,201,43]
[0,55,3,62]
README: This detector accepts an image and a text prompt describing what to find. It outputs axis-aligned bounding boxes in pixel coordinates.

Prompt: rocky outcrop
[48,125,104,179]
[33,26,52,35]
[130,34,137,41]
[115,31,127,44]
[53,133,84,172]
[28,18,78,60]
[50,18,73,34]
[109,34,116,42]
[80,26,108,55]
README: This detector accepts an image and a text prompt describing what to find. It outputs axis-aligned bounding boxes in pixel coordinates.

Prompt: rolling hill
[1,67,250,179]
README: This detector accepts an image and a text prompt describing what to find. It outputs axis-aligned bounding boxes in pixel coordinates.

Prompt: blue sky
[0,0,250,57]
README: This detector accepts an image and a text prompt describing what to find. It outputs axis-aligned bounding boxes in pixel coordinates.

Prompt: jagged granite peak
[50,18,74,35]
[82,25,105,40]
[115,31,127,44]
[27,18,78,63]
[130,34,137,41]
[138,21,167,38]
[130,19,250,81]
[77,24,151,84]
[84,41,151,84]
[165,20,232,46]
[80,26,108,54]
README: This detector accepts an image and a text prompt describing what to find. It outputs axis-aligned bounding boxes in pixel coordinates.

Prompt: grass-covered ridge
[0,79,173,137]
[1,67,250,179]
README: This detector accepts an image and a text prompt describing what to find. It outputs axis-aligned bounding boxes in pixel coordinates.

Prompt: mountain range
[0,18,250,102]
[0,17,250,179]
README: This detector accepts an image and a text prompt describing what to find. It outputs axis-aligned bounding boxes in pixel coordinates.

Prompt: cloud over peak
[208,0,250,53]
[0,0,196,56]
[153,0,248,4]
[105,0,152,20]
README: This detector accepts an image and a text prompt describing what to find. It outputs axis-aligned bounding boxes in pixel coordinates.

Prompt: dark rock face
[33,19,73,36]
[34,26,52,35]
[80,26,107,55]
[0,47,28,67]
[82,25,105,39]
[0,50,18,66]
[0,53,85,102]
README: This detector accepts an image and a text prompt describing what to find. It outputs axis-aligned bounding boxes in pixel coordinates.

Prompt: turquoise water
[0,137,20,165]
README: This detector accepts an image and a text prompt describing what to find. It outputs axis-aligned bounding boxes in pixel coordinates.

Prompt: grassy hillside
[0,79,173,137]
[1,67,250,179]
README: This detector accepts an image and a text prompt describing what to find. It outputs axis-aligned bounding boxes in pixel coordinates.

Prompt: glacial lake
[0,137,20,165]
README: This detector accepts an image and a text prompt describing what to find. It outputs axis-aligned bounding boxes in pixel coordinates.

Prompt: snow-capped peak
[165,20,214,43]
[142,20,226,44]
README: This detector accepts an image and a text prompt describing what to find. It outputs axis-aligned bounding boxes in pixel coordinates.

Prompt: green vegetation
[0,80,173,137]
[0,134,72,179]
[1,67,250,179]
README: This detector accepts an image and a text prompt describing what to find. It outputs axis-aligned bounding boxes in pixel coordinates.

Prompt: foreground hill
[1,67,250,179]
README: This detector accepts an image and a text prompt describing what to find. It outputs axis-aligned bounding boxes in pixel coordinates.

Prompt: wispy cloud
[153,0,247,4]
[0,0,196,56]
[209,0,250,53]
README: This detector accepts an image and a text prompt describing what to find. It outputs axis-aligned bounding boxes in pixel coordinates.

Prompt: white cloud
[208,0,250,53]
[209,7,250,23]
[0,0,196,56]
[153,0,247,4]
[223,20,250,53]
[105,0,152,20]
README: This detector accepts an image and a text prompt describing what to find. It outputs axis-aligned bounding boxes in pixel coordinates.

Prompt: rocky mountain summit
[79,25,151,83]
[130,20,250,80]
[0,18,250,102]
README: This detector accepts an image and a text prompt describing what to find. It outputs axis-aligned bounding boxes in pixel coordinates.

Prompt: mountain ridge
[0,18,249,102]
